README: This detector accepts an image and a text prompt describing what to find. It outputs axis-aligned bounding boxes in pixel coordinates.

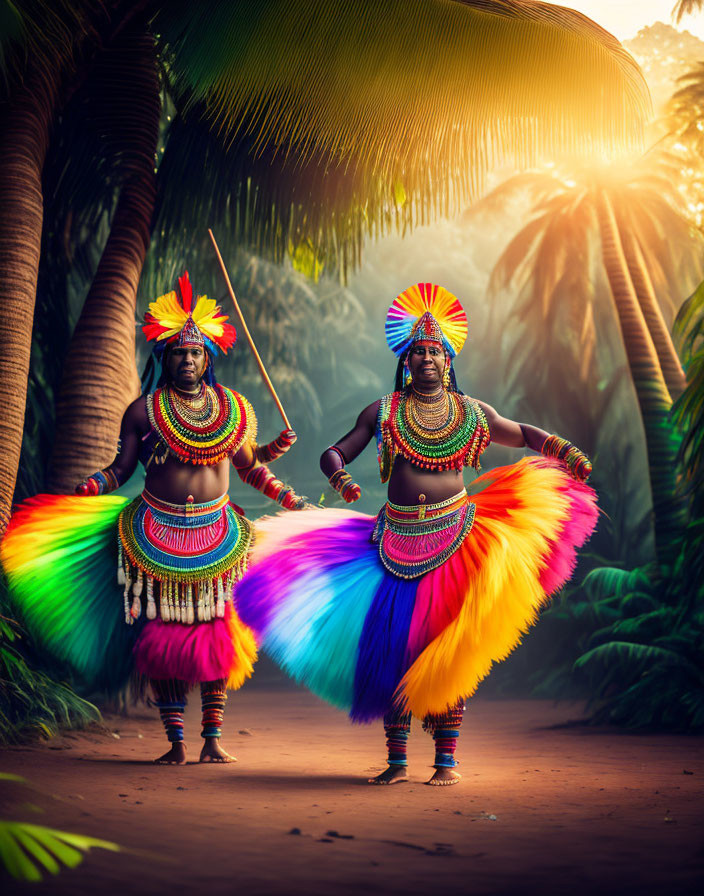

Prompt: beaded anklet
[201,681,227,739]
[383,711,412,766]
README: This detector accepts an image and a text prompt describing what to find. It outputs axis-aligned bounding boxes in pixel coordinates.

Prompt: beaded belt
[117,491,253,625]
[372,490,475,579]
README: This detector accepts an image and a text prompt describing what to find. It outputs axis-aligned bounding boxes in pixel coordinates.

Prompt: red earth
[1,680,703,895]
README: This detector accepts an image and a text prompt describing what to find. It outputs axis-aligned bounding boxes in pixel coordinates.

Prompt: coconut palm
[674,1,704,20]
[0,0,650,527]
[481,154,702,566]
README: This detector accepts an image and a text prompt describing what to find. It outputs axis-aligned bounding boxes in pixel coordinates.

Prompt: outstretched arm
[232,440,305,510]
[477,401,591,481]
[319,400,380,503]
[76,398,147,494]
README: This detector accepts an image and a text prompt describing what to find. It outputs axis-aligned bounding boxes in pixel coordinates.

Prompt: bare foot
[426,767,461,786]
[155,742,187,765]
[199,737,236,763]
[368,765,408,785]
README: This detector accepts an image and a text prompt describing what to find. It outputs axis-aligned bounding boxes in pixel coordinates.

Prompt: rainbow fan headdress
[385,283,467,358]
[143,272,236,357]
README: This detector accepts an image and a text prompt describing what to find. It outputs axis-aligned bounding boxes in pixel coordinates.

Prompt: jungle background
[1,0,704,755]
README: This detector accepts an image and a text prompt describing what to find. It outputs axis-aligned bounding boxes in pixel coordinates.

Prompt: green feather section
[2,497,140,693]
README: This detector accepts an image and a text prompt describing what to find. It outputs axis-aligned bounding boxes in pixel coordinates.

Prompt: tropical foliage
[0,0,650,518]
[0,819,119,882]
[477,154,703,566]
[569,283,704,731]
[0,774,119,881]
[0,580,99,744]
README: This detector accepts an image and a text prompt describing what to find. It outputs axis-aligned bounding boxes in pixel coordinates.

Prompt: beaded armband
[541,435,592,481]
[328,469,361,503]
[327,445,347,466]
[76,467,120,495]
[255,430,297,464]
[235,457,305,510]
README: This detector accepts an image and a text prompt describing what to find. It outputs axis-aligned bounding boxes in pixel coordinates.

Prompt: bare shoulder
[123,394,150,433]
[473,397,498,424]
[353,399,382,435]
[360,398,382,421]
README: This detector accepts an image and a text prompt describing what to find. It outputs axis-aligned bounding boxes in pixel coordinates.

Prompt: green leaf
[12,827,62,875]
[0,823,43,882]
[0,821,119,881]
[574,640,683,671]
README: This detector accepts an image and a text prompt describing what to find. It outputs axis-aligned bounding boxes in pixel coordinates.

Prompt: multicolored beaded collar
[146,384,256,465]
[377,391,490,481]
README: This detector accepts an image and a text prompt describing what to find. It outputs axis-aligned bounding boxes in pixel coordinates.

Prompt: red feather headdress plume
[143,272,236,355]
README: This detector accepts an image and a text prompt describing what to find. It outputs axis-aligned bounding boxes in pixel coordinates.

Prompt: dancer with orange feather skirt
[236,283,598,785]
[1,273,304,764]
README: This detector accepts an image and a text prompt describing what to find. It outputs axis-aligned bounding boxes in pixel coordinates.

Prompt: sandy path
[1,682,702,895]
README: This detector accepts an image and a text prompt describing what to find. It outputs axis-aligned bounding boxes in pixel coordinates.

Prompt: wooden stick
[208,229,292,430]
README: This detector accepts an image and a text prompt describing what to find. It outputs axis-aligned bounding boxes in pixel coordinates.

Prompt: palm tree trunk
[620,225,687,401]
[0,61,61,536]
[47,29,161,494]
[595,190,687,567]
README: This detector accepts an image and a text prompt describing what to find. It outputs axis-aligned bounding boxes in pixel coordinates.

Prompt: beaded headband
[143,271,236,357]
[385,283,467,358]
[175,316,205,349]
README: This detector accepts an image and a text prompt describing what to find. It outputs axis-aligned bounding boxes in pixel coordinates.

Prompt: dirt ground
[1,677,703,896]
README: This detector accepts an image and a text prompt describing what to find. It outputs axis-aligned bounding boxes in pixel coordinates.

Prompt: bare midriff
[386,456,466,506]
[144,455,231,505]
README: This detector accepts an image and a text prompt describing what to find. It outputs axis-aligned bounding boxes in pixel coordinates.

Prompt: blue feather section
[266,554,385,710]
[351,575,419,722]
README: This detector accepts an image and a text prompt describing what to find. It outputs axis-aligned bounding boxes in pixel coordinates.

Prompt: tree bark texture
[596,191,688,567]
[0,62,60,536]
[48,28,161,493]
[620,227,688,402]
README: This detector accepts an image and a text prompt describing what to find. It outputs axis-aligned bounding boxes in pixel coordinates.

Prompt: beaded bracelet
[79,467,120,495]
[328,469,361,502]
[541,435,592,481]
[255,430,297,464]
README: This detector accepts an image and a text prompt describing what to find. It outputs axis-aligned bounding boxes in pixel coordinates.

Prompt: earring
[403,356,412,388]
[442,363,451,390]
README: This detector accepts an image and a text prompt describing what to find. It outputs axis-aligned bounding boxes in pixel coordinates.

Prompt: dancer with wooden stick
[1,269,304,764]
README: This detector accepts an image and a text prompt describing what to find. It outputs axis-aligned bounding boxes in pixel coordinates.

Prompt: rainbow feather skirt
[236,457,598,721]
[1,494,257,692]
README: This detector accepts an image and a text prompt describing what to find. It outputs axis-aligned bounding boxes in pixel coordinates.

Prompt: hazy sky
[549,1,704,41]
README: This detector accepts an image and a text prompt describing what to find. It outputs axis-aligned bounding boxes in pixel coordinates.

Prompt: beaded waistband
[385,490,468,522]
[373,489,475,579]
[142,490,229,527]
[118,492,252,625]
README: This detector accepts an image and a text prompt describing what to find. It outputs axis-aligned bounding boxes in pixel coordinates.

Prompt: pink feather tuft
[539,479,600,595]
[134,602,256,686]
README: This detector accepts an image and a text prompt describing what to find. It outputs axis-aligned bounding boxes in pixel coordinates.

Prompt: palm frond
[0,0,101,98]
[0,821,118,882]
[574,640,686,672]
[156,0,649,213]
[673,0,703,22]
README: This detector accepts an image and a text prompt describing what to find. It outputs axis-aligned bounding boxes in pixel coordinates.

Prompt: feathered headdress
[385,283,467,358]
[142,272,236,357]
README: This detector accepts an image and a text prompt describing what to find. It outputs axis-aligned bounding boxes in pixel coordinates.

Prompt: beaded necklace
[377,390,490,479]
[146,384,256,465]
